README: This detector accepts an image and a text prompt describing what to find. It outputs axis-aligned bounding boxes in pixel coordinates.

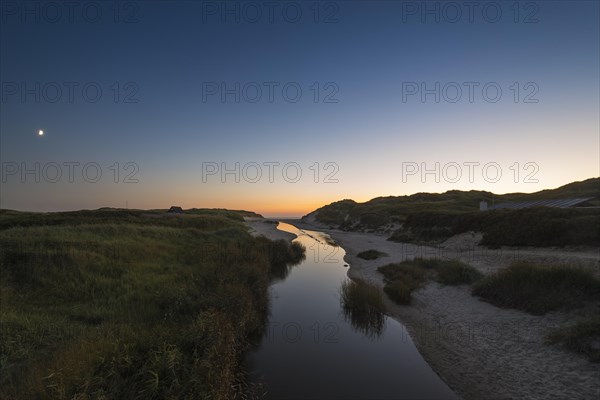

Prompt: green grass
[340,279,386,338]
[378,261,428,305]
[382,280,414,305]
[472,263,600,315]
[378,258,481,304]
[356,249,388,260]
[547,318,600,363]
[436,260,483,285]
[340,279,384,311]
[0,208,303,399]
[260,238,306,280]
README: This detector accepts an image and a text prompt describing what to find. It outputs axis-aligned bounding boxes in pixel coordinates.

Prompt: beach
[248,217,600,400]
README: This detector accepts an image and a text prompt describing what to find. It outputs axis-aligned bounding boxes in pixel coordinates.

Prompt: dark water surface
[248,222,457,400]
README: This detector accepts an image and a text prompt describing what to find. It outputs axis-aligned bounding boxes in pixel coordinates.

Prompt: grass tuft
[546,318,600,363]
[472,262,600,315]
[378,258,481,304]
[383,280,414,305]
[356,249,388,260]
[340,279,386,338]
[436,260,483,285]
[378,261,428,305]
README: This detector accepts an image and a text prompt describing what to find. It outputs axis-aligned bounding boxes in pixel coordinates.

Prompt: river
[248,222,457,399]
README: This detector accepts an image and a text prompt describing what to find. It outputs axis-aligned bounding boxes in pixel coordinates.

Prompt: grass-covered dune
[0,208,303,399]
[389,207,600,247]
[305,178,600,247]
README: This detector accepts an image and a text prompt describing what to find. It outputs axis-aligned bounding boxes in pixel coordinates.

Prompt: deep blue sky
[1,1,598,216]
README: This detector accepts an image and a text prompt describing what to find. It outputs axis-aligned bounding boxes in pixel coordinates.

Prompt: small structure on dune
[167,206,184,214]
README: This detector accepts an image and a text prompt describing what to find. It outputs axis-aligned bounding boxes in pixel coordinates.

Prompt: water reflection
[268,242,305,282]
[254,236,306,282]
[340,279,386,339]
[248,222,457,400]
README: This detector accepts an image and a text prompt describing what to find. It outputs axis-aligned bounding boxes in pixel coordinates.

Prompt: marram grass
[0,209,303,399]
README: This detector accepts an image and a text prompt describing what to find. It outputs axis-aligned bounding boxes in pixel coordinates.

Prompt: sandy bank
[285,219,600,400]
[244,217,297,242]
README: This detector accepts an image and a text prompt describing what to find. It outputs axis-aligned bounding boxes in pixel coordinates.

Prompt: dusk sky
[1,1,598,216]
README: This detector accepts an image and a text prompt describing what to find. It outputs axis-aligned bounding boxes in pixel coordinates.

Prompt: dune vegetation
[339,279,386,338]
[356,249,388,260]
[472,262,600,315]
[387,207,600,247]
[547,318,600,363]
[308,178,599,247]
[378,258,481,305]
[0,209,304,399]
[435,260,484,285]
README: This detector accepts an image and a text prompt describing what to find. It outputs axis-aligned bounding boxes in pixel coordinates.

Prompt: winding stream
[249,222,456,399]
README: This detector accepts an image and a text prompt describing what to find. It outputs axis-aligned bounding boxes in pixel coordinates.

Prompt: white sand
[285,219,600,400]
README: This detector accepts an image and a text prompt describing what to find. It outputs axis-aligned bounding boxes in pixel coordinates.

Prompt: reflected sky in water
[248,223,456,399]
